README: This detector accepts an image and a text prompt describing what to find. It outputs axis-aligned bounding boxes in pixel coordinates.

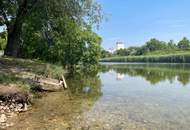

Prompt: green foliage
[0,0,103,67]
[21,16,102,66]
[145,38,167,52]
[114,38,170,57]
[177,37,190,49]
[81,29,102,65]
[100,49,112,58]
[115,48,129,56]
[167,40,177,49]
[115,47,143,56]
[0,0,103,29]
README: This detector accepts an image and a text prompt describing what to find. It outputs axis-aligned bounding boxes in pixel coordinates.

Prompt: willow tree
[0,0,103,57]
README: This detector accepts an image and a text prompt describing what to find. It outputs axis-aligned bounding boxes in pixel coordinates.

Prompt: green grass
[100,51,190,63]
[145,49,190,56]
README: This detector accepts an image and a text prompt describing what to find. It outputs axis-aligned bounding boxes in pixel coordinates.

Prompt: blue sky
[96,0,190,49]
[1,0,190,50]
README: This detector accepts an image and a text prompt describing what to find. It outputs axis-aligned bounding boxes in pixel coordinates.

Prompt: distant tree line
[101,37,190,57]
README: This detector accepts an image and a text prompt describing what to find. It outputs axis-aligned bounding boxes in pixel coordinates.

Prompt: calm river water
[11,63,190,130]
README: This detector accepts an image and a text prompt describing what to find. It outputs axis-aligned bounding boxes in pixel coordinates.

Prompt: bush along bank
[100,54,190,63]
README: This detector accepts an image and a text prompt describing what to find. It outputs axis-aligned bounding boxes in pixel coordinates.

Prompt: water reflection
[117,73,125,80]
[66,70,103,100]
[100,63,190,86]
[10,63,190,130]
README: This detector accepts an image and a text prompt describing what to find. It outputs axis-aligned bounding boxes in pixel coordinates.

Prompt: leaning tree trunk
[4,18,23,57]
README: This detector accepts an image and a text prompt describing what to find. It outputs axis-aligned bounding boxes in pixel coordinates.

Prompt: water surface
[11,63,190,130]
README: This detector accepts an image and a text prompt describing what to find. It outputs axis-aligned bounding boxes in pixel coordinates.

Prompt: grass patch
[145,49,190,56]
[100,53,190,63]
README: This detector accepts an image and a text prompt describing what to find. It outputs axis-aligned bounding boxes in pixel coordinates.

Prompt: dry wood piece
[62,75,68,89]
[33,75,68,91]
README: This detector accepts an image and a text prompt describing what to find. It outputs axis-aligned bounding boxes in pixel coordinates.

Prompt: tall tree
[178,37,190,49]
[0,0,103,57]
[145,38,166,51]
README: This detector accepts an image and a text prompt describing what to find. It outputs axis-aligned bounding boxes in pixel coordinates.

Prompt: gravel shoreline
[0,99,30,129]
[0,85,31,129]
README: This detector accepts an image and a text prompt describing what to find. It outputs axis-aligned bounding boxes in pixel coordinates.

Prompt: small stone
[9,105,14,109]
[6,109,11,113]
[2,106,6,110]
[6,123,14,127]
[18,104,23,108]
[14,108,18,112]
[7,112,15,118]
[0,114,7,123]
[0,110,4,113]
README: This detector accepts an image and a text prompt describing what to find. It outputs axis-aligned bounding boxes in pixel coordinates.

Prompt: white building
[116,42,125,50]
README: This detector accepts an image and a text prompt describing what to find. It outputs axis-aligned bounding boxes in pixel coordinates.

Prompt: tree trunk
[4,0,28,57]
[4,18,23,57]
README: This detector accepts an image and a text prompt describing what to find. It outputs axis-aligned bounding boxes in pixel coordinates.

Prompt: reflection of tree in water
[100,64,190,86]
[177,73,190,86]
[66,68,102,102]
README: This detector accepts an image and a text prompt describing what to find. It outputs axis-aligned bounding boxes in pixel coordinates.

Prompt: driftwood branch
[62,75,68,89]
[34,74,68,90]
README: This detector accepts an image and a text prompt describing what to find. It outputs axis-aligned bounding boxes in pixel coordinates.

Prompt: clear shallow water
[11,64,190,130]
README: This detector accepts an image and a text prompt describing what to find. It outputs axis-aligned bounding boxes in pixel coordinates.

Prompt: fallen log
[33,75,68,92]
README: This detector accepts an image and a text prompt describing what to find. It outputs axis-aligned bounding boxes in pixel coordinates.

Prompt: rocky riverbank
[0,100,30,129]
[0,85,31,129]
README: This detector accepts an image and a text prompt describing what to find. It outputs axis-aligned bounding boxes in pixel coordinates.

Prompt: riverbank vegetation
[101,37,190,63]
